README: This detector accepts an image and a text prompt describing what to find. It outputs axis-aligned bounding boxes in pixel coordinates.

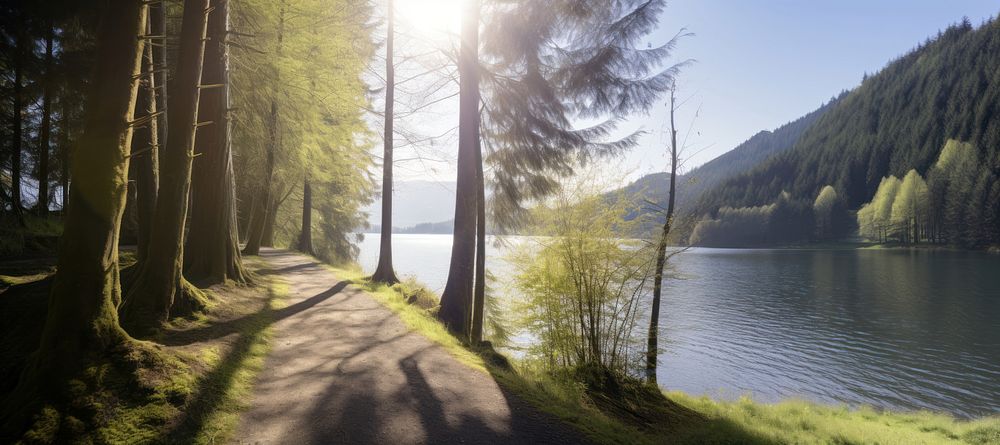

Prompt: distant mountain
[366,181,456,228]
[690,18,1000,247]
[368,219,454,235]
[614,94,840,238]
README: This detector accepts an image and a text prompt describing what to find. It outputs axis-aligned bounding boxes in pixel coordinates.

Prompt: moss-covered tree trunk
[439,0,480,338]
[186,0,248,284]
[35,22,55,215]
[0,0,146,426]
[121,0,211,334]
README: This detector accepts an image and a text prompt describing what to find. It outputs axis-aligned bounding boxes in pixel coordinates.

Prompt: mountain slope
[617,96,839,234]
[691,17,1000,247]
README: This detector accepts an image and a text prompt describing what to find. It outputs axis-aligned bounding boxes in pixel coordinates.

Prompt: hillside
[617,96,839,236]
[688,17,1000,248]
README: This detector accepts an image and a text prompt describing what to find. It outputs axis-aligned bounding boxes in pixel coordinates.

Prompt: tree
[646,81,681,383]
[34,21,54,215]
[242,0,285,256]
[813,185,838,240]
[442,0,685,340]
[890,170,929,243]
[438,0,481,336]
[0,0,146,421]
[129,14,160,262]
[370,0,399,284]
[185,0,249,284]
[121,0,212,333]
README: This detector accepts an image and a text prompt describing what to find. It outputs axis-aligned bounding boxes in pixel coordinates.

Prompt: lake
[357,233,1000,418]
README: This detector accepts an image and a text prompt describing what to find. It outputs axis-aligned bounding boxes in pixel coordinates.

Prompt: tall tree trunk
[59,99,71,211]
[130,17,160,262]
[36,23,55,215]
[262,200,277,247]
[11,25,25,219]
[372,0,398,284]
[121,0,211,335]
[151,1,168,153]
[297,177,314,255]
[0,0,146,424]
[243,2,284,256]
[471,137,486,344]
[186,0,248,284]
[646,84,679,384]
[439,0,480,338]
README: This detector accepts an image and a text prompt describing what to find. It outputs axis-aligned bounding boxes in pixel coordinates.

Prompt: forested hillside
[616,96,837,236]
[689,17,1000,248]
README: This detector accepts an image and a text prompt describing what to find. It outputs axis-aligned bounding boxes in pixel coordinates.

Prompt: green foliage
[509,178,651,375]
[695,19,1000,248]
[813,185,838,240]
[230,0,376,260]
[689,191,815,247]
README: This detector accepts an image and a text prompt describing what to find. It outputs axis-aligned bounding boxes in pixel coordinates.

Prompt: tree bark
[646,84,679,384]
[59,99,71,210]
[130,17,160,262]
[11,24,25,219]
[243,3,284,256]
[297,177,314,255]
[439,0,480,338]
[121,0,211,334]
[151,1,168,153]
[186,0,248,284]
[371,0,398,284]
[36,22,55,215]
[471,136,486,344]
[0,0,146,422]
[262,199,277,247]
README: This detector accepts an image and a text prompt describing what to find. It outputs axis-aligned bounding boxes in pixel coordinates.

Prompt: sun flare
[394,0,464,38]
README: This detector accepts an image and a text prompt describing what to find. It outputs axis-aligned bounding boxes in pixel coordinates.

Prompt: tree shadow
[160,281,349,346]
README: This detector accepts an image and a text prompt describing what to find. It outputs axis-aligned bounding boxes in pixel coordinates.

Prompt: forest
[2,1,999,444]
[624,15,1000,249]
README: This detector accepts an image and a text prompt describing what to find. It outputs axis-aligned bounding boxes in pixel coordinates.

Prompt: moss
[2,256,287,445]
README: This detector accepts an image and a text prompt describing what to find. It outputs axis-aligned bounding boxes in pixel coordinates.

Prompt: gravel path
[232,249,590,444]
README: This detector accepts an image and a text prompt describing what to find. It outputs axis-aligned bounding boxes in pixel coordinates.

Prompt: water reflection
[358,234,1000,418]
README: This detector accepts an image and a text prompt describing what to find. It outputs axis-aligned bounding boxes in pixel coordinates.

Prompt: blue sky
[618,0,999,179]
[390,0,1000,183]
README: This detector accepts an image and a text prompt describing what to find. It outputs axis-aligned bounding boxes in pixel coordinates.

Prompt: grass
[323,264,487,371]
[1,255,288,444]
[667,393,1000,444]
[326,262,1000,445]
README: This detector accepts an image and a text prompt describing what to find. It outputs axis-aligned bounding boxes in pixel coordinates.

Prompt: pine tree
[121,0,212,334]
[185,0,249,284]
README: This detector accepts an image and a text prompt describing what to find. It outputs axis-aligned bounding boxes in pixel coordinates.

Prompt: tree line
[0,0,373,432]
[688,16,1000,248]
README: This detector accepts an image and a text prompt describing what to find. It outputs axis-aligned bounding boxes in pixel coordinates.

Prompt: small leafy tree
[510,176,651,376]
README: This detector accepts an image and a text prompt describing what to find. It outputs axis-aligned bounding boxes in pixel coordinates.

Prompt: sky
[387,0,1000,183]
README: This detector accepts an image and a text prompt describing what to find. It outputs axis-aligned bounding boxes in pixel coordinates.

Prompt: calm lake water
[357,233,1000,418]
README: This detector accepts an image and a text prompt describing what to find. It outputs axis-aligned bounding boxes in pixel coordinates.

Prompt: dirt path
[233,249,589,444]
